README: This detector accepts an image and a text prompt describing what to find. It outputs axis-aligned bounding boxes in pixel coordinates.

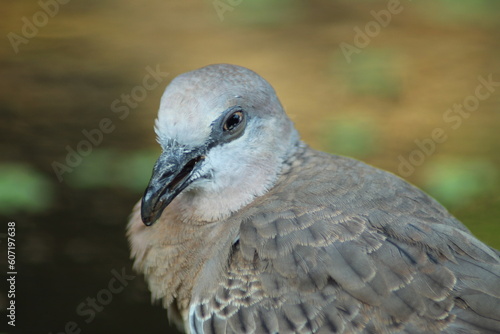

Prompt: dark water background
[0,1,499,333]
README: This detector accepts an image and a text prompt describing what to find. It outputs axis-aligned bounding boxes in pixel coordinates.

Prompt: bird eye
[223,110,244,132]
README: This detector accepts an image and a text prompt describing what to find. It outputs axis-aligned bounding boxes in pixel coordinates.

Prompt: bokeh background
[1,1,499,333]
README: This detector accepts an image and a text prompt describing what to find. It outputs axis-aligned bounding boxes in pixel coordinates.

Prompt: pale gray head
[141,64,300,225]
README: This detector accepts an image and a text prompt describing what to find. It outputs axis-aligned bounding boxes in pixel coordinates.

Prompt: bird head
[141,64,299,226]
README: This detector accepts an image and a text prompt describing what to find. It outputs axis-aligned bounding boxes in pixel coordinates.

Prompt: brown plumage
[127,64,500,333]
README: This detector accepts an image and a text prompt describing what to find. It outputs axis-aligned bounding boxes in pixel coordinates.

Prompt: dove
[127,64,500,333]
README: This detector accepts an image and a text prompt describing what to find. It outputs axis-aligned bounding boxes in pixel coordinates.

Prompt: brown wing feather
[188,149,500,333]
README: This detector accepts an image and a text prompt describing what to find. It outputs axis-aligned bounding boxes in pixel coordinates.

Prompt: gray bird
[127,64,500,334]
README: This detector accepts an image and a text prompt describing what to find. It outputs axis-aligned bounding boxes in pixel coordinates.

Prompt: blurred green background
[0,1,499,333]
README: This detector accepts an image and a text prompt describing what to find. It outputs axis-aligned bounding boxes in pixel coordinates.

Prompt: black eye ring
[223,110,244,132]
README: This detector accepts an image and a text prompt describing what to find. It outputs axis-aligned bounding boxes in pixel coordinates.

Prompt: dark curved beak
[141,148,205,226]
